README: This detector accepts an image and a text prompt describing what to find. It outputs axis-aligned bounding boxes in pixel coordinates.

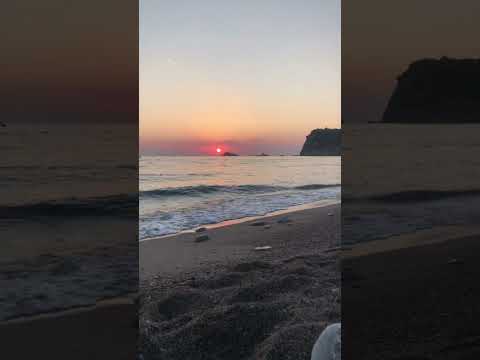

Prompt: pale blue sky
[140,0,340,155]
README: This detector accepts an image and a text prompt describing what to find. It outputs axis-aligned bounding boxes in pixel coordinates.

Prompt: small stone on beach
[264,225,271,229]
[277,217,292,224]
[447,258,463,265]
[251,221,267,226]
[254,246,272,251]
[328,213,333,216]
[195,227,207,233]
[195,235,210,243]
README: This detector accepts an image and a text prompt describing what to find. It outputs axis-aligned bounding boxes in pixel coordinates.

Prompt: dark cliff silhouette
[383,57,480,123]
[300,128,341,156]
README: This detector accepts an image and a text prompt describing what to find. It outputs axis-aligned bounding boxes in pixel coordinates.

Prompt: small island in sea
[223,151,239,156]
[300,128,341,156]
[383,57,480,123]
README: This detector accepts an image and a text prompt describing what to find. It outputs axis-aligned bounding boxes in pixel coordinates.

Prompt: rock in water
[311,323,341,360]
[223,152,239,156]
[383,57,480,123]
[300,129,341,156]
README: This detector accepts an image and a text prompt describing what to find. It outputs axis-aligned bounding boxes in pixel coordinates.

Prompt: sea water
[342,123,480,244]
[140,156,341,239]
[0,123,138,319]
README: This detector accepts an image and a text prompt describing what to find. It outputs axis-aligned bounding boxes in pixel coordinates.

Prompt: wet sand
[343,229,480,360]
[0,299,137,359]
[140,203,341,360]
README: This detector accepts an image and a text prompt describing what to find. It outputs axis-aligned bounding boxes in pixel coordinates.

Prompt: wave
[140,184,340,198]
[294,184,341,190]
[140,186,340,239]
[0,194,138,218]
[344,189,480,203]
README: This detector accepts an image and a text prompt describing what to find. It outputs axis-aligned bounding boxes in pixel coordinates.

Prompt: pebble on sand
[277,217,292,224]
[254,246,272,251]
[447,258,463,265]
[251,221,267,226]
[195,227,207,233]
[195,235,210,243]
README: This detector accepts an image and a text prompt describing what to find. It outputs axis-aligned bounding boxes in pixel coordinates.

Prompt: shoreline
[343,224,480,259]
[0,293,137,325]
[140,203,341,279]
[140,198,340,242]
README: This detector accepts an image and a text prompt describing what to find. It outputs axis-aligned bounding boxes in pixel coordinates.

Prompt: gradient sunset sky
[140,0,340,155]
[343,0,480,123]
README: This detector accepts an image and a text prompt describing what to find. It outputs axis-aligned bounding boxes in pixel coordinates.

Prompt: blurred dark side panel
[0,1,138,359]
[342,1,480,359]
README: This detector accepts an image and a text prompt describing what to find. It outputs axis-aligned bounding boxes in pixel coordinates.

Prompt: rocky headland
[300,128,341,156]
[383,57,480,123]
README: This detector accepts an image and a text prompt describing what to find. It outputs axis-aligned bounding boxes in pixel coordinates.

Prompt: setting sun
[216,147,222,154]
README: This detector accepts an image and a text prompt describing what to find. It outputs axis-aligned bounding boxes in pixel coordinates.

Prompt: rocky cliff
[300,128,341,156]
[383,57,480,123]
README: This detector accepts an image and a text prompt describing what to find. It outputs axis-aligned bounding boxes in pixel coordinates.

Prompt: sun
[216,147,222,154]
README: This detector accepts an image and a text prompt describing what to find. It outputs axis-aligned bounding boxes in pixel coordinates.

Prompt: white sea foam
[140,185,340,239]
[140,156,341,239]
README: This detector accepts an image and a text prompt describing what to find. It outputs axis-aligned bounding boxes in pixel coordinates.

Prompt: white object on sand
[254,246,272,251]
[311,323,341,360]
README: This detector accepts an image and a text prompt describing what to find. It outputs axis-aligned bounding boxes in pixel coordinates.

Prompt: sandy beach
[140,203,341,360]
[343,227,480,360]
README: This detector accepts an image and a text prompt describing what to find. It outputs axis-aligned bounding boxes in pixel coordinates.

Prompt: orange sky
[140,0,340,155]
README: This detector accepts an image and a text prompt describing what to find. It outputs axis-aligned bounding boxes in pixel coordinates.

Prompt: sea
[0,123,138,320]
[140,156,341,240]
[342,123,480,244]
